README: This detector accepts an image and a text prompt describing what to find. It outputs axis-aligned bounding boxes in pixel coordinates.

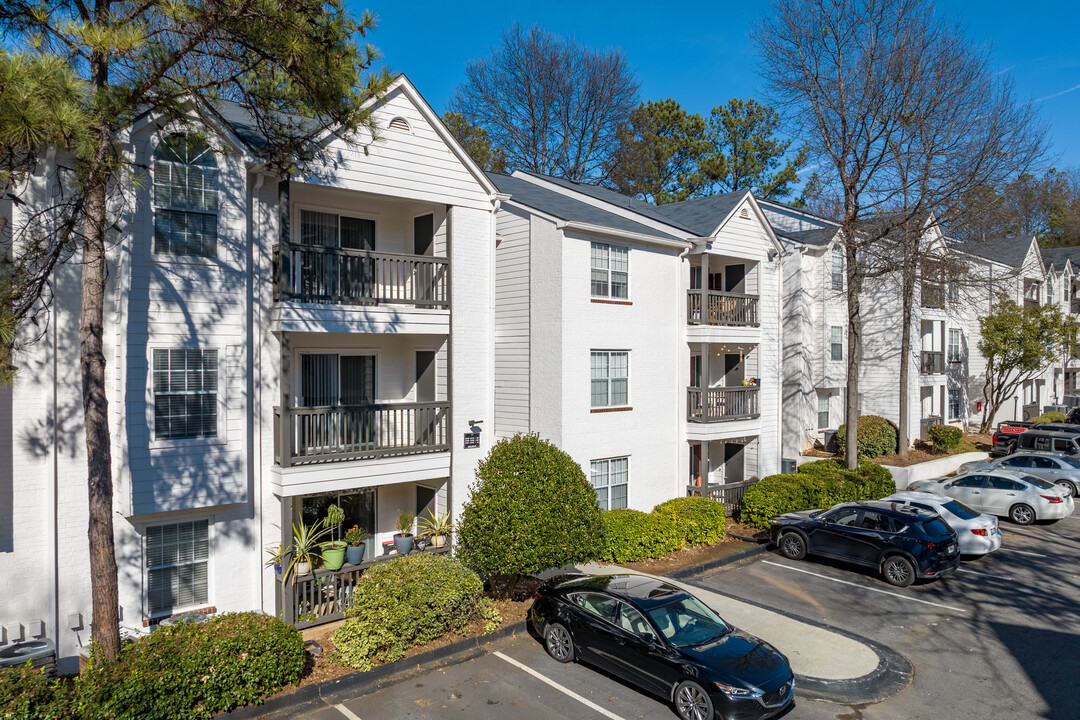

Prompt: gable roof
[957,235,1037,269]
[650,191,751,237]
[487,172,684,242]
[778,226,841,247]
[1039,246,1080,273]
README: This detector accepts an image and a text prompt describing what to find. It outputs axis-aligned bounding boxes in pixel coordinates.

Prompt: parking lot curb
[665,541,769,580]
[219,621,529,719]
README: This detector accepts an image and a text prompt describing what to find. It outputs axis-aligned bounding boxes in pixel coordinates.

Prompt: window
[948,281,959,304]
[823,507,859,525]
[299,353,375,407]
[617,603,652,637]
[1048,276,1055,304]
[591,242,629,299]
[154,134,218,257]
[830,326,843,362]
[571,592,617,621]
[817,391,830,430]
[146,520,209,615]
[153,349,217,440]
[948,388,961,421]
[858,511,890,531]
[591,458,628,510]
[298,209,374,250]
[947,329,962,363]
[830,246,844,290]
[591,351,628,407]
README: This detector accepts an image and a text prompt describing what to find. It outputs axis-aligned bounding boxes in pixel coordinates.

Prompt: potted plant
[344,524,366,565]
[393,510,415,555]
[418,509,453,549]
[264,543,285,575]
[321,504,347,571]
[282,518,329,583]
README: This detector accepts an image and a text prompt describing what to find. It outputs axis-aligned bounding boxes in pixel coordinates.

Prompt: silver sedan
[882,491,1002,555]
[958,453,1080,498]
[908,470,1075,525]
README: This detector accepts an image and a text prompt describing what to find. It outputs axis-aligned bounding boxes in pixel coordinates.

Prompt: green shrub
[1031,411,1066,423]
[653,497,726,546]
[835,415,898,459]
[77,613,304,720]
[741,460,896,529]
[927,424,963,452]
[457,434,603,594]
[333,553,499,671]
[0,664,72,720]
[598,509,684,563]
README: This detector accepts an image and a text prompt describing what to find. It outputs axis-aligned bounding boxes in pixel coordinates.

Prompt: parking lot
[281,515,1080,720]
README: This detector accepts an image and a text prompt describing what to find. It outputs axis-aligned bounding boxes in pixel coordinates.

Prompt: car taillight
[970,528,988,536]
[918,539,948,548]
[534,591,544,599]
[1041,495,1063,504]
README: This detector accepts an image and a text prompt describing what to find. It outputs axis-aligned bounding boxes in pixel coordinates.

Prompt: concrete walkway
[565,561,880,682]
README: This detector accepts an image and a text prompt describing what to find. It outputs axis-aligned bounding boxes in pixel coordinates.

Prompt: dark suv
[769,500,960,587]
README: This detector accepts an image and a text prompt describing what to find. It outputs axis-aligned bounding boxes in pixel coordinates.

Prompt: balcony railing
[687,290,759,326]
[920,282,945,309]
[274,243,448,308]
[920,415,943,440]
[687,479,759,516]
[274,401,450,467]
[921,351,944,374]
[1024,298,1039,308]
[1071,299,1080,315]
[687,386,760,423]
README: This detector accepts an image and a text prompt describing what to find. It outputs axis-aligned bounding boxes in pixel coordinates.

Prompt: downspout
[251,171,264,612]
[678,242,691,496]
[51,277,60,656]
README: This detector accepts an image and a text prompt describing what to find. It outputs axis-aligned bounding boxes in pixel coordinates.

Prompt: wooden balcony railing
[687,479,759,516]
[274,243,448,308]
[687,386,760,423]
[921,351,945,374]
[274,401,449,467]
[687,290,759,326]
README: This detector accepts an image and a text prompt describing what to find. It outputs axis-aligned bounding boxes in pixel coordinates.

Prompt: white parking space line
[957,567,1011,580]
[761,561,967,612]
[334,704,363,720]
[493,651,629,720]
[996,547,1048,558]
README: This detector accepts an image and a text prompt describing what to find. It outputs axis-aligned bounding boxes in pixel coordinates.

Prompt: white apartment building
[1039,247,1080,404]
[0,76,499,670]
[489,172,783,510]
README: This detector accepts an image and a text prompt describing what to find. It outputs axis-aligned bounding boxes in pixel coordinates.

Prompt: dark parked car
[530,573,795,720]
[1066,407,1080,424]
[991,424,1080,457]
[769,500,960,587]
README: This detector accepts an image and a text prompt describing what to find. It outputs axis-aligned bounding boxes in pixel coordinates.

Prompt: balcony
[920,282,945,309]
[687,290,759,326]
[1072,299,1080,314]
[921,351,944,375]
[274,244,448,308]
[1024,298,1039,308]
[274,401,450,467]
[687,386,760,423]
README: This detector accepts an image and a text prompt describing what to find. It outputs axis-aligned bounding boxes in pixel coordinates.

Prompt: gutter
[556,220,691,249]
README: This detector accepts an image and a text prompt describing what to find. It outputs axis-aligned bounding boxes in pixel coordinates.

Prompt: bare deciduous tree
[450,24,639,182]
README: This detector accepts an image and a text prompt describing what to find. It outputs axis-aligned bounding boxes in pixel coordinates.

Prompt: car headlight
[715,681,762,699]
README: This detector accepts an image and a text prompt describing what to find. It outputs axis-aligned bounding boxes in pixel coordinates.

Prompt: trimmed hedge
[598,509,684,563]
[1031,411,1066,423]
[835,415,898,459]
[652,497,727,546]
[0,663,71,720]
[77,613,305,720]
[333,553,499,671]
[927,424,963,452]
[741,460,896,529]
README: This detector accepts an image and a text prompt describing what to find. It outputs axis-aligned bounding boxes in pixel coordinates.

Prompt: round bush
[741,461,896,529]
[333,553,498,670]
[835,415,898,459]
[653,497,727,546]
[927,424,963,452]
[77,613,305,720]
[457,434,604,591]
[0,663,71,720]
[599,509,684,563]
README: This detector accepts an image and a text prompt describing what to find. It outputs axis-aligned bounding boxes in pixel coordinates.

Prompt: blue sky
[356,0,1080,171]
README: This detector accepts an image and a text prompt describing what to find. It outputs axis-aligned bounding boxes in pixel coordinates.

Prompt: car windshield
[943,500,980,520]
[644,595,729,648]
[1060,456,1080,469]
[1022,475,1055,490]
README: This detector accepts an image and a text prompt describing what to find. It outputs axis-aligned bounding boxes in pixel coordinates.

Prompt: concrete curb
[665,541,769,580]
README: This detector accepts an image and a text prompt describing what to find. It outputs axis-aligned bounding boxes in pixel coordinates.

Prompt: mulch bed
[807,433,989,467]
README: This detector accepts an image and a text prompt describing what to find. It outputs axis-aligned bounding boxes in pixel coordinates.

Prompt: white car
[908,470,1075,525]
[882,492,1002,555]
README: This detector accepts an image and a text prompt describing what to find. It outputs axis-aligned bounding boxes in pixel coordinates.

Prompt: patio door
[415,351,438,447]
[414,214,435,305]
[299,354,376,454]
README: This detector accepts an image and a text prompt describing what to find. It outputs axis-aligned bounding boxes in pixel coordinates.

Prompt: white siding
[494,208,531,436]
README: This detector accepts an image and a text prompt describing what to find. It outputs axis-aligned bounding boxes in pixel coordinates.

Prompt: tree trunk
[898,245,916,460]
[844,237,861,469]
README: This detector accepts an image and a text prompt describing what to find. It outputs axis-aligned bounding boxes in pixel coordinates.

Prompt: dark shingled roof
[1040,246,1080,271]
[650,191,751,237]
[957,235,1036,269]
[776,226,840,247]
[487,173,685,242]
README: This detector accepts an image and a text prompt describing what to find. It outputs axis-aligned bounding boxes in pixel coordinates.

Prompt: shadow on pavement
[989,622,1080,720]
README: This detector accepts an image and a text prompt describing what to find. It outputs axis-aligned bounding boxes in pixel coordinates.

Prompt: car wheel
[674,680,714,720]
[778,531,807,560]
[882,555,915,587]
[1009,503,1035,525]
[543,622,574,663]
[1054,481,1077,498]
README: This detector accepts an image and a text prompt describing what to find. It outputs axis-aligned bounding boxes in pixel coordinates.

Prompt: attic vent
[739,207,751,219]
[388,116,412,133]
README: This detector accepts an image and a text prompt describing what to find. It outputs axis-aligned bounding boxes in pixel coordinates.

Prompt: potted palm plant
[344,524,366,565]
[393,510,415,555]
[264,543,285,575]
[418,509,453,549]
[321,503,347,571]
[282,518,329,583]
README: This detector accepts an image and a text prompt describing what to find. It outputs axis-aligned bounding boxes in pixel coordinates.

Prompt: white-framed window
[1048,276,1055,304]
[591,242,629,299]
[830,326,843,362]
[947,328,962,363]
[948,388,962,421]
[153,134,218,258]
[299,352,376,407]
[830,246,844,291]
[591,457,628,510]
[153,349,218,440]
[298,208,375,250]
[146,520,209,616]
[817,391,830,430]
[591,351,628,407]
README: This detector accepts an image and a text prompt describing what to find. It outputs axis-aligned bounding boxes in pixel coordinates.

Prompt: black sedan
[530,573,794,720]
[769,500,960,587]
